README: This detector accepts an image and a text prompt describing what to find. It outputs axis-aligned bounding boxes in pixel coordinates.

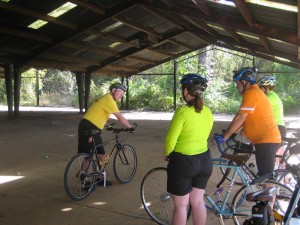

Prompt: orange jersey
[239,84,281,144]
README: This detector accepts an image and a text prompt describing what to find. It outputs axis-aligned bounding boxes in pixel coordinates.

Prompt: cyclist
[77,82,134,186]
[257,75,286,169]
[215,67,281,178]
[165,73,213,225]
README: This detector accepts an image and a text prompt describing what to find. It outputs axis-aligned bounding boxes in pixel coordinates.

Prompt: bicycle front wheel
[64,153,97,200]
[140,167,191,225]
[232,180,293,225]
[113,144,137,184]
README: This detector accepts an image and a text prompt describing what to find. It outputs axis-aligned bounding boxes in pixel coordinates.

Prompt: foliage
[0,47,299,115]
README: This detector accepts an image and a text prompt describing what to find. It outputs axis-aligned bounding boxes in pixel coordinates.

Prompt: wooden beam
[259,35,271,51]
[26,59,87,72]
[169,38,192,50]
[190,0,211,17]
[0,46,30,55]
[233,0,254,27]
[68,0,106,15]
[0,2,77,30]
[106,64,138,71]
[139,4,185,30]
[223,27,241,43]
[126,55,156,65]
[61,41,119,56]
[0,25,52,43]
[148,47,175,57]
[86,29,140,48]
[114,15,163,39]
[41,53,100,65]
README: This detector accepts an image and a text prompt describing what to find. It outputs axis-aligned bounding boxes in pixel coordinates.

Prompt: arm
[223,113,247,140]
[113,111,132,128]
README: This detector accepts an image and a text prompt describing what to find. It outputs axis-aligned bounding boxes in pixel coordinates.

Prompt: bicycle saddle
[246,187,277,202]
[221,153,251,166]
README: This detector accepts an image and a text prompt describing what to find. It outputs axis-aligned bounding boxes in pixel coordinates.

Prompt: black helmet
[109,82,126,92]
[233,67,257,84]
[180,73,208,93]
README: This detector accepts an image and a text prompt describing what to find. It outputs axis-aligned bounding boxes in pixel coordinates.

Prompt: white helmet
[257,76,276,86]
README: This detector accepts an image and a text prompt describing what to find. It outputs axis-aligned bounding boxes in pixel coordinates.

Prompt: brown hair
[182,84,204,113]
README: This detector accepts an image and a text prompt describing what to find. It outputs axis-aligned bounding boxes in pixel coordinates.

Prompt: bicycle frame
[205,159,255,217]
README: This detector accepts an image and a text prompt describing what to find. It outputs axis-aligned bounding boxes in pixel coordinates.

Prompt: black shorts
[78,119,105,154]
[167,150,212,196]
[254,143,280,176]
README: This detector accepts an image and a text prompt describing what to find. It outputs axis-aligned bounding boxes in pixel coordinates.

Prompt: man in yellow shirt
[78,83,134,186]
[215,67,281,177]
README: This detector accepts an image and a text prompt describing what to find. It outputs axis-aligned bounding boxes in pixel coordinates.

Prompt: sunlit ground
[0,176,24,184]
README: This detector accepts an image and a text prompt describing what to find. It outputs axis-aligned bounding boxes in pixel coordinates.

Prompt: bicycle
[140,167,192,225]
[205,154,293,225]
[243,161,300,225]
[214,130,300,187]
[64,123,137,200]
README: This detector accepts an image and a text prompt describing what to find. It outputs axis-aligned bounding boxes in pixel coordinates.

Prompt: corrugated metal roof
[1,0,300,78]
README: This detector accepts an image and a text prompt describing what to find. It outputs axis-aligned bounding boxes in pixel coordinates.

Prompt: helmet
[109,82,126,92]
[233,67,257,84]
[257,76,276,86]
[180,73,208,92]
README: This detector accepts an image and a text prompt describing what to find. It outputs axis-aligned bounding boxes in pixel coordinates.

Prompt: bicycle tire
[113,144,137,184]
[140,167,191,225]
[232,180,293,225]
[64,153,97,200]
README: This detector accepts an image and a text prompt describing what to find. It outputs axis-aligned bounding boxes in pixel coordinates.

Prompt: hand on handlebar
[214,134,227,144]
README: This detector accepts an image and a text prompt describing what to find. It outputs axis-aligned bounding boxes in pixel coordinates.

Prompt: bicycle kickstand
[102,169,107,187]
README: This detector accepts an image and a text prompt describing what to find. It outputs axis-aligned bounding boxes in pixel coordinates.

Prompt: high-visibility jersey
[165,105,213,156]
[267,91,285,126]
[83,93,119,129]
[239,84,281,144]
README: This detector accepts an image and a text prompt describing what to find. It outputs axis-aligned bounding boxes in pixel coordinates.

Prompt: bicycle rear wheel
[64,153,97,200]
[113,144,137,184]
[232,180,293,225]
[140,167,191,225]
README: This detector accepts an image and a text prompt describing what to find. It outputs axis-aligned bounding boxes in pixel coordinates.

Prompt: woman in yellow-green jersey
[257,75,286,137]
[165,74,213,225]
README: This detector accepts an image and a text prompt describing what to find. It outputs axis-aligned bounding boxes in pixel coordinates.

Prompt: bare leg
[171,194,189,225]
[190,188,207,225]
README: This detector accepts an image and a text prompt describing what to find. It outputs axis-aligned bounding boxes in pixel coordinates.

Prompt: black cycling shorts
[167,150,212,196]
[78,119,105,154]
[254,143,280,176]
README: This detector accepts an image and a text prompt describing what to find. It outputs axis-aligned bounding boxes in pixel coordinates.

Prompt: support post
[173,59,177,111]
[14,66,21,117]
[76,72,84,113]
[121,77,125,110]
[84,73,91,112]
[126,77,129,110]
[4,64,13,119]
[36,69,40,106]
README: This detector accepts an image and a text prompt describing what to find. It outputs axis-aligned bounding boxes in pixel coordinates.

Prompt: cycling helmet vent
[257,76,276,86]
[109,82,126,92]
[180,73,208,93]
[233,67,257,84]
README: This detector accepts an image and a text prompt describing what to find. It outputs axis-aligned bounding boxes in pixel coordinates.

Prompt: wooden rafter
[41,53,100,65]
[259,35,271,51]
[125,56,156,65]
[233,0,254,27]
[0,1,77,30]
[68,0,106,15]
[190,0,211,17]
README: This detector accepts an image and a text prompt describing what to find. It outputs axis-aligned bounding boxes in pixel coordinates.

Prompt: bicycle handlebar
[106,123,137,133]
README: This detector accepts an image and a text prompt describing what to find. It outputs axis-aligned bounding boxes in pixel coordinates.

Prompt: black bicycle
[64,123,137,200]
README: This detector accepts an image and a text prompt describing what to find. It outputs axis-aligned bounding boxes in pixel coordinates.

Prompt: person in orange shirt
[215,67,281,176]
